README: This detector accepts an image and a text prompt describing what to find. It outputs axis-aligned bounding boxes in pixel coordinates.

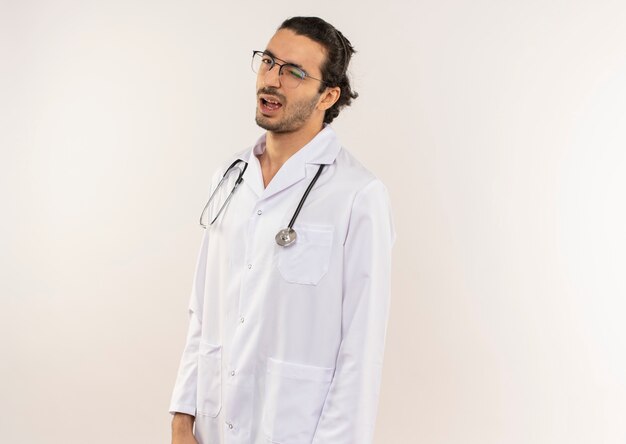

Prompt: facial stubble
[255,91,321,133]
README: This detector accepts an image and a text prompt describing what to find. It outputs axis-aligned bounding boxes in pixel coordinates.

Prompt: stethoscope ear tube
[199,160,248,229]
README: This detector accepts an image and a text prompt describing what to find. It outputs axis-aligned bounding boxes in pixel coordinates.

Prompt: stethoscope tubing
[287,164,325,229]
[200,159,325,247]
[199,160,248,228]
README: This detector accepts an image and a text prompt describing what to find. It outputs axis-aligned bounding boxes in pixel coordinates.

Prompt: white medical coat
[169,125,395,444]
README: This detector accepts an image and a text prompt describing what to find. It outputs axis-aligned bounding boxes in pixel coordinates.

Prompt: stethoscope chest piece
[275,227,297,247]
[273,164,325,248]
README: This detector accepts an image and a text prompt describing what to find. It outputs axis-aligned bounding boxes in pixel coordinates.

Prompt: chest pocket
[277,225,334,285]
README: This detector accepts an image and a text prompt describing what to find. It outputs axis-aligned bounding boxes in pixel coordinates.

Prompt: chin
[255,115,273,131]
[256,115,284,133]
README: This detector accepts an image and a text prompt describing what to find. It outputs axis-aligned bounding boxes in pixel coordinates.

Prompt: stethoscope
[199,159,325,247]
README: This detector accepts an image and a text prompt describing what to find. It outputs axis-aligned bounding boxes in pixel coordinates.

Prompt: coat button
[257,209,263,215]
[247,264,252,269]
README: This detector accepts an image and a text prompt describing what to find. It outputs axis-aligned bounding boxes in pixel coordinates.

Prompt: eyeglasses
[251,50,326,89]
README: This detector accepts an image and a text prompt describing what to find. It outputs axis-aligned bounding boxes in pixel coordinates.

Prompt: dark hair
[279,16,358,124]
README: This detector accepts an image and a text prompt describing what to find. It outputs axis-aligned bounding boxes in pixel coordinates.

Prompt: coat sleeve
[312,179,395,444]
[168,228,209,416]
[168,165,225,416]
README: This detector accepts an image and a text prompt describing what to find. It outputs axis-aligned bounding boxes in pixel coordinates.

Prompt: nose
[263,65,281,88]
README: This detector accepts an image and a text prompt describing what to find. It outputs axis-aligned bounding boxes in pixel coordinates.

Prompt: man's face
[255,29,327,133]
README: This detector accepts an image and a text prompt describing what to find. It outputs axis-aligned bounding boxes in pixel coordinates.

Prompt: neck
[259,123,324,187]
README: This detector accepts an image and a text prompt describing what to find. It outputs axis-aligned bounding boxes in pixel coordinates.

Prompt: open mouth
[259,96,283,114]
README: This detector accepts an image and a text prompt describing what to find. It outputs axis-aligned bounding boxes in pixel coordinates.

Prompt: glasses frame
[252,50,327,88]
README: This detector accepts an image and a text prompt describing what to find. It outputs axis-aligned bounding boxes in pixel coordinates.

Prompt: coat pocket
[277,225,333,285]
[263,358,334,444]
[196,341,222,417]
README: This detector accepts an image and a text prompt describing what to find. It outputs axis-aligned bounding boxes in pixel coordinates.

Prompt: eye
[286,66,306,80]
[261,55,273,65]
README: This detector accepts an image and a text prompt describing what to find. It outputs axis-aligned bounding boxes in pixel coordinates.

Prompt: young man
[170,17,395,444]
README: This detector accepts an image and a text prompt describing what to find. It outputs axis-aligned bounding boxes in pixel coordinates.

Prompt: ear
[317,86,341,111]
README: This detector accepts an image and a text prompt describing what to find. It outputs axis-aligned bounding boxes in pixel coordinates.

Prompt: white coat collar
[238,124,342,200]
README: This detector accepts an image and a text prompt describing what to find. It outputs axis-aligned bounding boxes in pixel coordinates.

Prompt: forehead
[265,28,326,75]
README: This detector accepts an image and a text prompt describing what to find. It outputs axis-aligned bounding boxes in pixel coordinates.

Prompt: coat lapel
[241,125,342,201]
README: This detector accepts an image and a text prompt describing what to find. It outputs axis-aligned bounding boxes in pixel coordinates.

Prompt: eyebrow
[264,49,305,70]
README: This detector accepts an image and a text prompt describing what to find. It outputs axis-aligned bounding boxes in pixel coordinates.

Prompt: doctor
[170,16,394,444]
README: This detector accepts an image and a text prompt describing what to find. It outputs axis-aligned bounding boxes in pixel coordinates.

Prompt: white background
[2,1,626,443]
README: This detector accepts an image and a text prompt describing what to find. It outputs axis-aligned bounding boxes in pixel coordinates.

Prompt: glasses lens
[251,51,307,88]
[252,52,272,73]
[280,65,306,88]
